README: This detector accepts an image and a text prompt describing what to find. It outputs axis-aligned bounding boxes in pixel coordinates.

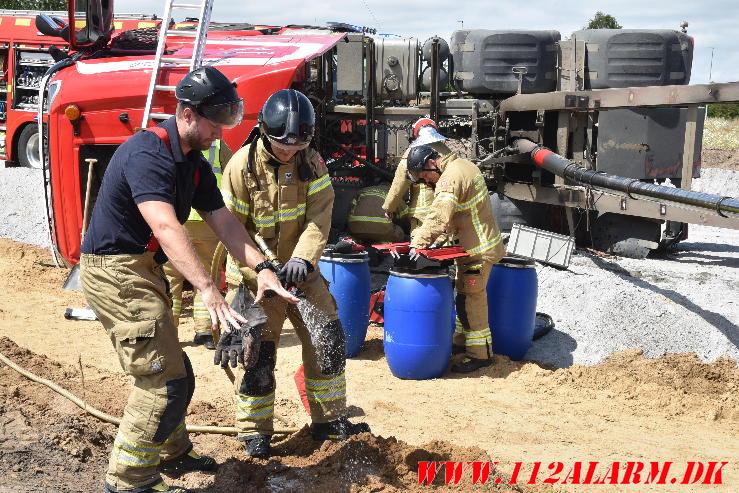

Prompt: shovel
[62,158,97,291]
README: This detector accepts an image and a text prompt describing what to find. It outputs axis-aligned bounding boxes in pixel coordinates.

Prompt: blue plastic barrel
[318,251,371,357]
[384,270,453,379]
[487,257,538,360]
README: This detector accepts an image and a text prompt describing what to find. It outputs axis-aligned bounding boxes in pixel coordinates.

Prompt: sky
[114,0,739,85]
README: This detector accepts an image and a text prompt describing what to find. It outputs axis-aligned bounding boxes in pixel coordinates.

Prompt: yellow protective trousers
[227,270,346,438]
[453,255,495,360]
[80,252,193,491]
[163,220,219,332]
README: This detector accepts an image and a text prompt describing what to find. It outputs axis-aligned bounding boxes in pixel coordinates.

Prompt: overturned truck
[324,28,739,258]
[35,0,739,265]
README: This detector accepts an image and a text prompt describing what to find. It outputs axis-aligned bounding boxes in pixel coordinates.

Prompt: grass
[703,117,739,149]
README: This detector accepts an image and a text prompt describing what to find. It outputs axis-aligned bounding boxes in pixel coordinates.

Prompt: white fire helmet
[410,118,447,148]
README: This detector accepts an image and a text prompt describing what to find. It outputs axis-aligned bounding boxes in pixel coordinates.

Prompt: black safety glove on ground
[279,257,310,285]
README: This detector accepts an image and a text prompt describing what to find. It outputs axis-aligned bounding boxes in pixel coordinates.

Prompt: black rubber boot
[452,344,465,355]
[103,479,190,493]
[311,417,371,441]
[242,434,271,458]
[159,446,218,475]
[193,332,215,350]
[451,356,493,373]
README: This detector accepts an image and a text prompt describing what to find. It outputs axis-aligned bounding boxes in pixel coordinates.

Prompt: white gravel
[0,167,50,248]
[1,163,737,368]
[529,166,739,367]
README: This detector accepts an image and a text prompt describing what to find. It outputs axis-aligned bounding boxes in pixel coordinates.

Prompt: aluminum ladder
[140,0,214,127]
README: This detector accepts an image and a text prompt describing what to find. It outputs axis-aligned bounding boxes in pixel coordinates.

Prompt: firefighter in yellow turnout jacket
[408,144,505,373]
[221,89,370,458]
[382,119,452,233]
[348,184,408,243]
[164,139,233,348]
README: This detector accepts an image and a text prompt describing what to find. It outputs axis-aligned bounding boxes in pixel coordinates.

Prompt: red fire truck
[35,1,345,265]
[0,9,160,168]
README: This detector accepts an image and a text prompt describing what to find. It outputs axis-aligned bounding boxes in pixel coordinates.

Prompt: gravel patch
[527,166,739,367]
[528,228,739,367]
[0,167,50,248]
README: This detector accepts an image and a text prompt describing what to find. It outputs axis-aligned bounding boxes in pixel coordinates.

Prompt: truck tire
[590,213,661,259]
[490,193,547,232]
[18,125,42,169]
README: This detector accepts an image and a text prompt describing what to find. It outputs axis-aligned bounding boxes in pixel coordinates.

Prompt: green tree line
[707,103,739,119]
[0,0,66,11]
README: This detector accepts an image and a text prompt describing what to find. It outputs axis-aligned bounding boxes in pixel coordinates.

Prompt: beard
[182,124,213,152]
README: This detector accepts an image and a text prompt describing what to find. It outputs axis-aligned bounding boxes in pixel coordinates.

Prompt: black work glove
[279,257,310,285]
[214,284,267,369]
[214,329,244,368]
[213,323,263,369]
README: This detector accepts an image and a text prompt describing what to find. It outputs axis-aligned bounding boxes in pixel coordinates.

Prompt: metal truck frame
[36,0,739,267]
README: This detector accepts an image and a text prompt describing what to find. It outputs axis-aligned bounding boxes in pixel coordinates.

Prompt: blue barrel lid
[498,256,536,268]
[389,267,450,279]
[321,248,369,263]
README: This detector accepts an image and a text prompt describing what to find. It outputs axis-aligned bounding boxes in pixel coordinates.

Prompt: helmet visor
[198,99,244,128]
[268,137,310,153]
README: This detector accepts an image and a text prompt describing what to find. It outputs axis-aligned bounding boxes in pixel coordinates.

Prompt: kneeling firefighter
[220,89,371,458]
[348,183,408,243]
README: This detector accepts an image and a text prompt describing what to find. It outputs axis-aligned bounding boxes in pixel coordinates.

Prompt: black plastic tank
[572,29,693,89]
[450,30,560,94]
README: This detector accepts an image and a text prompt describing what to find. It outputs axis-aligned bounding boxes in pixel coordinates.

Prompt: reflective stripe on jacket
[382,141,455,222]
[410,155,504,260]
[221,137,334,285]
[189,139,227,222]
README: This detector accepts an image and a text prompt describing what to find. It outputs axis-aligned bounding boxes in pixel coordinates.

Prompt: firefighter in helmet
[220,88,370,458]
[80,66,297,493]
[407,143,505,373]
[348,183,408,243]
[382,118,456,233]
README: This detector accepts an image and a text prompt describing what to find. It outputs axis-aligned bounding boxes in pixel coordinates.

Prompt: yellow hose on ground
[0,350,299,435]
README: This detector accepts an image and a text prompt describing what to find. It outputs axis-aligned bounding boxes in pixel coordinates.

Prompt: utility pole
[708,47,715,82]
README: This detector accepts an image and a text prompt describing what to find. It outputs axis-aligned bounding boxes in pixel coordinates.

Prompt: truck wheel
[490,194,548,232]
[18,125,42,169]
[590,213,661,259]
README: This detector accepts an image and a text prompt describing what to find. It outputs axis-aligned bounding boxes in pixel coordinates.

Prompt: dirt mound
[702,148,739,171]
[205,431,513,492]
[539,348,739,422]
[0,339,114,492]
[1,337,512,492]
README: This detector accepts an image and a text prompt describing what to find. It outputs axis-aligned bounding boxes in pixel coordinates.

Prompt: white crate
[506,223,575,269]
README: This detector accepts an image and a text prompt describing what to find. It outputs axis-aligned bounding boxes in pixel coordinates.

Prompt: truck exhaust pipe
[514,139,739,220]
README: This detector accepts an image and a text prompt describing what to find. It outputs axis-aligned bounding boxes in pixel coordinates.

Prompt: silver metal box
[374,37,419,102]
[507,223,575,269]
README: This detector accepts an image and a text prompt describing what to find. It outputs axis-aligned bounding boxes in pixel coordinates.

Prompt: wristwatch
[254,260,277,274]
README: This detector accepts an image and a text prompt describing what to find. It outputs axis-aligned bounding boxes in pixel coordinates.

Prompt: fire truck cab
[38,0,344,265]
[0,9,159,168]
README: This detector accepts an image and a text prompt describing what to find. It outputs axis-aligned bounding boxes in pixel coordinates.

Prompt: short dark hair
[176,101,196,118]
